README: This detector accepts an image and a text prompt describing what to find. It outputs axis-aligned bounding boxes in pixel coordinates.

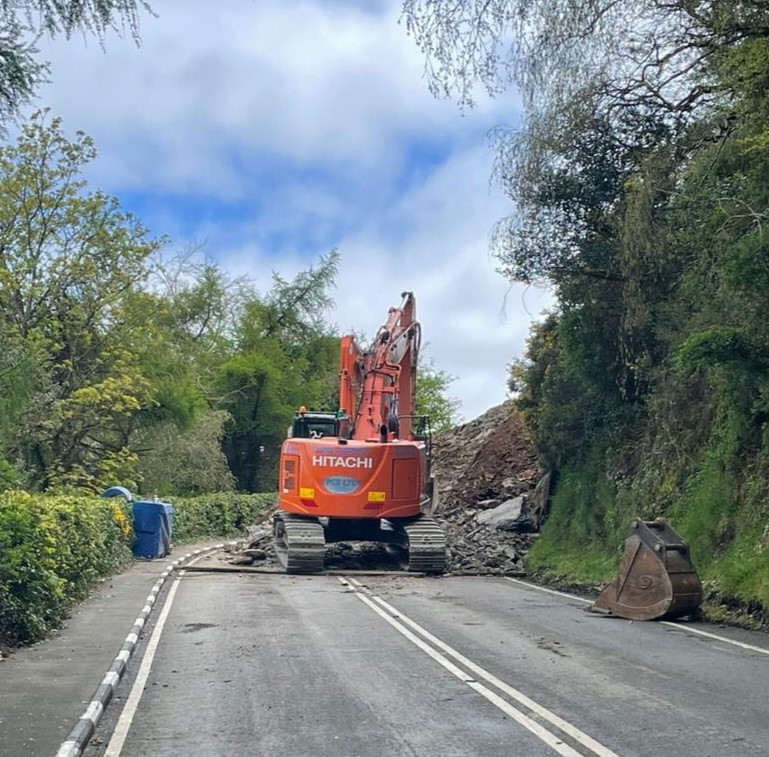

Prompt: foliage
[415,359,461,433]
[0,1,153,125]
[0,113,162,490]
[0,115,459,497]
[137,410,235,497]
[0,490,133,645]
[526,452,626,582]
[0,488,273,646]
[170,492,274,543]
[407,0,769,613]
[217,251,341,492]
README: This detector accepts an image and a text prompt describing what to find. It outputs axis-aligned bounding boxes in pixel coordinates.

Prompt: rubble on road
[431,401,547,575]
[226,401,548,576]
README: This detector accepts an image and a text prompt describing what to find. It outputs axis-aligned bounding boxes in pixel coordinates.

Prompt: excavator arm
[340,291,422,442]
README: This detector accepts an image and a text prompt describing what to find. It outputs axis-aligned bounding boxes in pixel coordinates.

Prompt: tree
[0,2,153,124]
[217,251,341,491]
[402,1,769,288]
[0,112,161,489]
[416,359,461,433]
[137,409,235,496]
[403,0,765,119]
[405,0,769,602]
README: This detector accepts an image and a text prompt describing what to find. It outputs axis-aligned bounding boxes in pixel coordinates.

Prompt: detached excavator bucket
[589,518,702,621]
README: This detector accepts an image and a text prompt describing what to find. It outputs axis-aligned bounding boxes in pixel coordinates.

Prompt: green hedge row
[0,491,134,646]
[170,492,275,542]
[0,491,275,647]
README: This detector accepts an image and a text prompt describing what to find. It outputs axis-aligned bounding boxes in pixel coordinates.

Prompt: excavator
[273,292,446,574]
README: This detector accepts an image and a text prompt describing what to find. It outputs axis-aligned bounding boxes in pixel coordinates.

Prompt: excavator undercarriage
[273,512,446,574]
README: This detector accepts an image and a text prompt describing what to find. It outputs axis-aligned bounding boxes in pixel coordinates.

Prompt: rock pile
[431,401,547,575]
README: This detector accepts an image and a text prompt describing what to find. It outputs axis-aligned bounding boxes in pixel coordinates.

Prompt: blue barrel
[132,500,174,559]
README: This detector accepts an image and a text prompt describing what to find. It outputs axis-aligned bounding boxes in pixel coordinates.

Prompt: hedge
[0,491,134,646]
[0,491,275,646]
[170,492,275,542]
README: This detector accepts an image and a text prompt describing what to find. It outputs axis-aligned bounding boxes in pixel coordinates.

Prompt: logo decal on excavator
[312,454,373,469]
[323,476,360,494]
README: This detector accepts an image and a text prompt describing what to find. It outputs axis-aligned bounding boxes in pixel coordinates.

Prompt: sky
[35,0,551,422]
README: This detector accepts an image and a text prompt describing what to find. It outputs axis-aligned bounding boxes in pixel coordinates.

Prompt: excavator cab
[289,409,339,439]
[588,518,702,621]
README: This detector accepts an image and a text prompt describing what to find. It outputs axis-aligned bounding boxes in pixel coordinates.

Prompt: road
[87,567,769,757]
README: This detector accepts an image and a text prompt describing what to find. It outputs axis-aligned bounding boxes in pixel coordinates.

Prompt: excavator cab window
[290,413,339,439]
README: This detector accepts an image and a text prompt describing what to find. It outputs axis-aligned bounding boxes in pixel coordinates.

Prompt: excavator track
[400,515,446,574]
[273,512,326,574]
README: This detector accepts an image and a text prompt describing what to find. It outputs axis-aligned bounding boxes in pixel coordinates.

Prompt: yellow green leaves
[0,491,133,645]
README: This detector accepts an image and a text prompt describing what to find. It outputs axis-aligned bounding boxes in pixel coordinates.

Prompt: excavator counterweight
[588,518,702,621]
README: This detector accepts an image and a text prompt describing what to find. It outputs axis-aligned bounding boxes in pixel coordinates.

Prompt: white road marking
[103,549,210,757]
[103,574,184,757]
[659,621,769,656]
[342,577,620,757]
[503,576,769,657]
[504,577,592,604]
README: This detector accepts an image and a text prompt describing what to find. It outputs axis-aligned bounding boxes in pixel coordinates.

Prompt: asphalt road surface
[87,568,769,757]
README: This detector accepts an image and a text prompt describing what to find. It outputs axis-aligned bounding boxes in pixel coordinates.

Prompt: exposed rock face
[475,497,531,532]
[431,401,547,575]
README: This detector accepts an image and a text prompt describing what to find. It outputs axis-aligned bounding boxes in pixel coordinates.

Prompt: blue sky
[34,0,551,421]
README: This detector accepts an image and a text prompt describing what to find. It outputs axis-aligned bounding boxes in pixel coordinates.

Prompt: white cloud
[37,0,517,195]
[218,142,553,421]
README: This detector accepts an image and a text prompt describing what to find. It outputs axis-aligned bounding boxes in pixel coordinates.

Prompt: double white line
[340,576,620,757]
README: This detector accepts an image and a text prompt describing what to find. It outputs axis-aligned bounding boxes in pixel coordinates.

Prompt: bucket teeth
[588,518,702,621]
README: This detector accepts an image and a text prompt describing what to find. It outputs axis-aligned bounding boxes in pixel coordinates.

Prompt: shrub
[0,491,133,646]
[170,492,275,542]
[0,490,275,646]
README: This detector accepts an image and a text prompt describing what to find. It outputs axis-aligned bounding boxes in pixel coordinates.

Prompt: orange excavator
[273,292,446,574]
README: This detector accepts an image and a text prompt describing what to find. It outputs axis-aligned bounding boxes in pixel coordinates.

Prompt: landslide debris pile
[431,401,547,575]
[227,401,547,575]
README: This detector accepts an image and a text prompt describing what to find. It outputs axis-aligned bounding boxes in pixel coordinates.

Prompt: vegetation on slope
[405,0,769,618]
